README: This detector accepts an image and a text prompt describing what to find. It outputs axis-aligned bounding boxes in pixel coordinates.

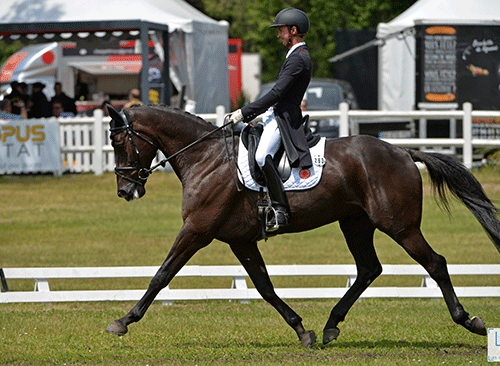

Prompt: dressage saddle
[240,115,321,186]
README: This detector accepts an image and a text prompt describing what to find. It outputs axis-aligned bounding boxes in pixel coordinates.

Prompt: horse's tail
[409,149,500,253]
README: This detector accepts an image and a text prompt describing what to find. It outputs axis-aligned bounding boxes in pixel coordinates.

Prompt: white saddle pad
[237,135,326,192]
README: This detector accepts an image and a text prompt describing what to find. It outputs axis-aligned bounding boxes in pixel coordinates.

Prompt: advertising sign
[0,120,61,174]
[489,328,500,362]
[416,24,500,111]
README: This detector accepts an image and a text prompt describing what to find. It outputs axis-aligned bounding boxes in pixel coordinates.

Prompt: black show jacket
[241,45,312,168]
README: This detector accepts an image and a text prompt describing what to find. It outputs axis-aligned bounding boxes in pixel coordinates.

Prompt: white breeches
[255,108,282,167]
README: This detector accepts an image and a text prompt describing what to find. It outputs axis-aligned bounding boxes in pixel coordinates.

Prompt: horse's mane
[145,104,217,132]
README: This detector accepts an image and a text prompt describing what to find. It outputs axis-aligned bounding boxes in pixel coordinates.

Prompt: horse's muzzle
[117,183,145,201]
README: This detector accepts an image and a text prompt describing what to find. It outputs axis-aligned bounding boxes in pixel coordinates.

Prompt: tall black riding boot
[262,155,290,232]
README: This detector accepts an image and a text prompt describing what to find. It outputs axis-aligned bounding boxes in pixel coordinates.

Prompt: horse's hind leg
[230,241,317,347]
[323,212,382,344]
[396,228,487,336]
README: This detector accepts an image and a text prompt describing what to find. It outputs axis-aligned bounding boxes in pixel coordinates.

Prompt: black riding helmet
[269,8,310,34]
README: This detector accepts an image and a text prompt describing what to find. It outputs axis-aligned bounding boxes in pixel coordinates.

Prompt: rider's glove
[228,109,243,124]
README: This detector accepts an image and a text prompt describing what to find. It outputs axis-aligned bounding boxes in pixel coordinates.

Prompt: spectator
[122,88,143,109]
[5,81,19,101]
[0,99,27,120]
[300,99,308,112]
[51,100,75,118]
[28,82,51,118]
[75,73,89,101]
[51,82,77,116]
[6,81,30,115]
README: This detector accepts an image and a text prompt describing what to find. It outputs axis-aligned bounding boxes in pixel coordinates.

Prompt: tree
[0,40,23,68]
[184,0,206,12]
[202,0,417,82]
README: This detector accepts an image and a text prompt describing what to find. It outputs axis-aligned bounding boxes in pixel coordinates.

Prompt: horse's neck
[172,136,225,184]
[156,115,222,181]
[154,113,209,153]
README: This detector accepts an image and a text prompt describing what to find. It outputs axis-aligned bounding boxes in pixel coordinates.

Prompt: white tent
[0,0,229,113]
[377,0,500,111]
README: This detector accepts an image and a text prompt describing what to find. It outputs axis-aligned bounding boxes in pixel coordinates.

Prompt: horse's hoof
[323,327,340,344]
[466,316,487,336]
[105,320,128,336]
[300,330,317,347]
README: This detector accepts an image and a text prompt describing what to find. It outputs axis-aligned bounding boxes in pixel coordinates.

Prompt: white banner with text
[0,119,61,174]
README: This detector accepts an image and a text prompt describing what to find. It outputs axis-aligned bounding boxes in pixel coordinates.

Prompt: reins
[139,116,234,179]
[110,109,236,186]
[223,119,244,192]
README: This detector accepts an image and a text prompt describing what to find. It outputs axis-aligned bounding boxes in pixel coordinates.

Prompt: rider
[229,8,312,232]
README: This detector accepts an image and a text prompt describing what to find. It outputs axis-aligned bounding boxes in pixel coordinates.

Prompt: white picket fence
[1,264,500,303]
[58,102,500,175]
[58,107,225,175]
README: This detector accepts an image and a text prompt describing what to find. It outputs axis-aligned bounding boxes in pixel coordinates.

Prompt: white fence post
[463,102,473,170]
[216,105,226,127]
[339,102,349,137]
[93,109,104,176]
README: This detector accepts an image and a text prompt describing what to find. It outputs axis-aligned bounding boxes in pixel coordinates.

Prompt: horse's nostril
[117,189,128,199]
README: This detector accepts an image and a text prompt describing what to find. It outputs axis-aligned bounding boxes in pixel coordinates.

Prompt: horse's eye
[112,135,126,147]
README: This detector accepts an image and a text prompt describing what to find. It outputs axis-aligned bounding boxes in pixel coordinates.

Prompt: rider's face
[277,26,292,47]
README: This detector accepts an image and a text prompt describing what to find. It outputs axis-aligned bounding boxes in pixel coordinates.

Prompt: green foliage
[479,148,500,168]
[0,40,23,67]
[202,0,418,82]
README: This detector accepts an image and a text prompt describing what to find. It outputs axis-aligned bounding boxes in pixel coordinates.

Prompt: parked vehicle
[255,78,359,138]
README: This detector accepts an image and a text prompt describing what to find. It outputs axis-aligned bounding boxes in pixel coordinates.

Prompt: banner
[0,119,61,174]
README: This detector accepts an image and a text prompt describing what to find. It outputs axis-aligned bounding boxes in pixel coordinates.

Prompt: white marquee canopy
[0,0,229,112]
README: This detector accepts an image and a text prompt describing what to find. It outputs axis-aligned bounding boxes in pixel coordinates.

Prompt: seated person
[123,88,143,109]
[52,100,75,118]
[0,99,27,119]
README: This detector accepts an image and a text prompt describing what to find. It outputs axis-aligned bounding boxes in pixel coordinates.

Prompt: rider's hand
[228,109,243,124]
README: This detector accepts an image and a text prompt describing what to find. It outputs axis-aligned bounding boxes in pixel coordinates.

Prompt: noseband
[109,109,157,187]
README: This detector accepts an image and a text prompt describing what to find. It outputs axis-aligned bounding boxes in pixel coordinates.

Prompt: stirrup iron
[265,205,288,232]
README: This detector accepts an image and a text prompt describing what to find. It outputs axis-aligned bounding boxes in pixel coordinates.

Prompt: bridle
[109,109,157,187]
[109,107,235,188]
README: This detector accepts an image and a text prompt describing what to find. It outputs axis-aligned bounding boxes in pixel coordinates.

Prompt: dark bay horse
[105,104,500,347]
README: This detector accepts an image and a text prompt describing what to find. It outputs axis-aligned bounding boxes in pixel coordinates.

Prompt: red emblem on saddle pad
[299,169,311,179]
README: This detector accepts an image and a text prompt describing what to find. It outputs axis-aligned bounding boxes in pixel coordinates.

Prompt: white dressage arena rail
[55,102,500,175]
[1,264,500,304]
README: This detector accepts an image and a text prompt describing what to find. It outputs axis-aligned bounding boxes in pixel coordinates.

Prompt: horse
[104,104,500,347]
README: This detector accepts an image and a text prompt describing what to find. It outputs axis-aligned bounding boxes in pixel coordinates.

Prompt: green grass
[1,169,500,364]
[0,299,496,365]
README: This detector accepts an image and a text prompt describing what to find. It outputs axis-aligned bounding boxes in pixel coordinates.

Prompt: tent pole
[163,29,170,106]
[140,22,150,105]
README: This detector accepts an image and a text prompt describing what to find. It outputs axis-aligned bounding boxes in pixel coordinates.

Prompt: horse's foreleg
[105,225,211,336]
[323,213,381,345]
[397,229,487,336]
[230,241,316,347]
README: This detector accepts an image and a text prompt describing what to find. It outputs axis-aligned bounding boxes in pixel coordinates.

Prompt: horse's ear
[107,104,125,129]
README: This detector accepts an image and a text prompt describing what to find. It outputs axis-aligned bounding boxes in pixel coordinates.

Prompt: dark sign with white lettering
[416,24,500,111]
